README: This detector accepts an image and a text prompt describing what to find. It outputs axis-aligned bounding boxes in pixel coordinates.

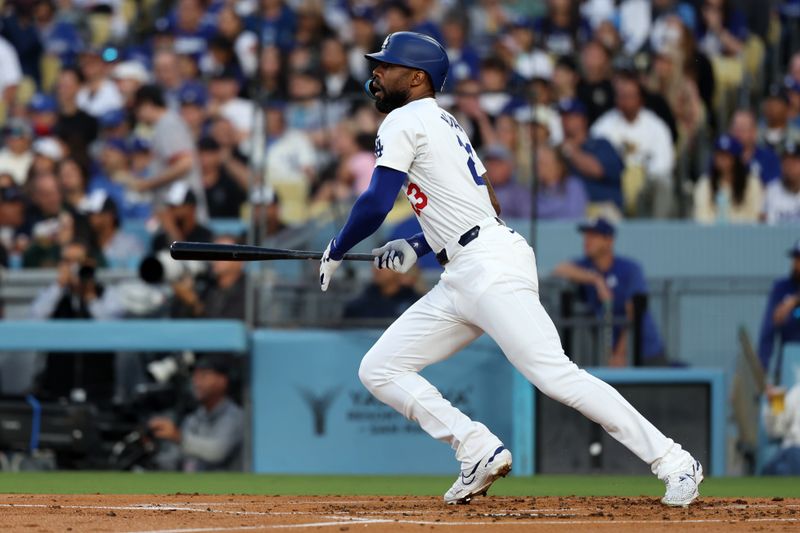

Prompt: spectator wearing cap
[760,84,800,157]
[148,353,244,471]
[693,134,763,224]
[730,109,782,186]
[536,144,588,220]
[199,137,247,219]
[758,240,800,369]
[576,40,614,125]
[482,144,531,219]
[178,82,210,141]
[558,98,625,216]
[151,182,213,253]
[31,137,65,177]
[553,218,667,367]
[98,108,130,139]
[532,0,592,57]
[0,34,22,116]
[501,17,553,83]
[111,61,150,110]
[76,45,124,118]
[0,119,34,185]
[764,141,800,225]
[133,85,208,220]
[80,190,144,268]
[89,137,134,215]
[591,72,675,217]
[28,93,59,137]
[54,67,99,168]
[171,233,246,321]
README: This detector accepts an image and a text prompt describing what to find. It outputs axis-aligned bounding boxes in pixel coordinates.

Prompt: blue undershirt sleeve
[329,166,407,260]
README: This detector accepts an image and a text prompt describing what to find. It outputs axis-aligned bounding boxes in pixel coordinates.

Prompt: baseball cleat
[443,446,512,505]
[661,459,703,507]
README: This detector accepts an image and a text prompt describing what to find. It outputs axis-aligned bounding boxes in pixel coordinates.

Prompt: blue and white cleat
[443,446,512,505]
[661,460,704,507]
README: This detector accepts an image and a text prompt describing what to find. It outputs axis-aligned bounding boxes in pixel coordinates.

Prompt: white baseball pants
[358,221,682,473]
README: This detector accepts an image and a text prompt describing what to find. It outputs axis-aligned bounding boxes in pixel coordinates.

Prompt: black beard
[375,87,410,113]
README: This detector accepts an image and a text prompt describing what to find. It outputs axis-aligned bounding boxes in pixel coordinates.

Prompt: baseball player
[319,32,702,506]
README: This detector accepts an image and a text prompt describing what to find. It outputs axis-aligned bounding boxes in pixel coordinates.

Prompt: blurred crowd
[1,0,800,276]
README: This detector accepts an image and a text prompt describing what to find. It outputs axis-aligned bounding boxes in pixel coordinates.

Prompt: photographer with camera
[29,241,123,320]
[148,353,244,471]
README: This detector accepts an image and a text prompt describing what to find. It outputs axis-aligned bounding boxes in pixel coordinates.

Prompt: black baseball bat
[169,241,375,262]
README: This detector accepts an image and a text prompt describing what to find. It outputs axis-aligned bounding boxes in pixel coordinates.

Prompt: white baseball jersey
[374,97,496,252]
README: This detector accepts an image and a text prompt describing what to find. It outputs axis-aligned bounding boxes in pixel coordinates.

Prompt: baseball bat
[170,241,375,262]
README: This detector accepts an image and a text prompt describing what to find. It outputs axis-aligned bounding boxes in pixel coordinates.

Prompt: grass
[0,473,798,498]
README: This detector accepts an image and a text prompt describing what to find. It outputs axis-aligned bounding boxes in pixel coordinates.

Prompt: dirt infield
[0,494,798,532]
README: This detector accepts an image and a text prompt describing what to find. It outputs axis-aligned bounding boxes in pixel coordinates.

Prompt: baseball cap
[766,83,790,104]
[32,137,65,161]
[713,134,743,158]
[578,217,616,237]
[788,239,800,258]
[250,185,279,205]
[103,137,130,154]
[0,185,24,203]
[557,98,587,116]
[197,136,220,152]
[481,144,513,162]
[165,182,197,206]
[111,61,150,83]
[179,82,208,107]
[193,353,231,376]
[79,189,118,215]
[28,93,58,113]
[129,136,151,153]
[99,108,127,128]
[4,118,33,138]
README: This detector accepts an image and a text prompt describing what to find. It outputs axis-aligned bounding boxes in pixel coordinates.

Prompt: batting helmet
[365,32,449,92]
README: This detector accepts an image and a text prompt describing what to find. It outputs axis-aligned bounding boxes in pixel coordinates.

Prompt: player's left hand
[372,239,416,273]
[319,239,342,292]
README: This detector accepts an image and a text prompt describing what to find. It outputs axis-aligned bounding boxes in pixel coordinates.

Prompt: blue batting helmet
[365,32,449,92]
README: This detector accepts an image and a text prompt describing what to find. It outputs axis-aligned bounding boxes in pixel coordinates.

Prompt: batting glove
[371,239,417,273]
[319,239,342,292]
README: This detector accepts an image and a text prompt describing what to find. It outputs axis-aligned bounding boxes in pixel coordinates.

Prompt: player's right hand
[371,239,417,273]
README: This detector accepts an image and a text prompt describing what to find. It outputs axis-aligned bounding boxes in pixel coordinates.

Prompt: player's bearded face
[373,81,410,113]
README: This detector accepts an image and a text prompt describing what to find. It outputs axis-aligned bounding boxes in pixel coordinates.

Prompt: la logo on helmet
[382,35,391,50]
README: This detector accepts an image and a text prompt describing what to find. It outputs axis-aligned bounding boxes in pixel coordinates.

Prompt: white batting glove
[371,239,417,273]
[319,239,342,292]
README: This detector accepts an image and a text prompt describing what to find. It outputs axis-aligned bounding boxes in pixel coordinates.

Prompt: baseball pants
[358,222,677,471]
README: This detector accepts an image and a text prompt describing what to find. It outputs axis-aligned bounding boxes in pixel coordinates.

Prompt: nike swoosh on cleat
[460,462,480,485]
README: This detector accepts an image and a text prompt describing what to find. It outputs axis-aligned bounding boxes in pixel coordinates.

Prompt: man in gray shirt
[149,354,244,471]
[132,85,208,221]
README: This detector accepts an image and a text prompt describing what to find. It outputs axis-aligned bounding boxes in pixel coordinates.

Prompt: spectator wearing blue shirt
[532,0,592,57]
[758,240,800,370]
[536,144,588,221]
[1,1,43,85]
[553,218,667,367]
[558,98,624,216]
[730,109,782,185]
[481,144,532,219]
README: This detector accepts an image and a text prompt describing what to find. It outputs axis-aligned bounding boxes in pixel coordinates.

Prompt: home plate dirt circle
[0,494,798,532]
